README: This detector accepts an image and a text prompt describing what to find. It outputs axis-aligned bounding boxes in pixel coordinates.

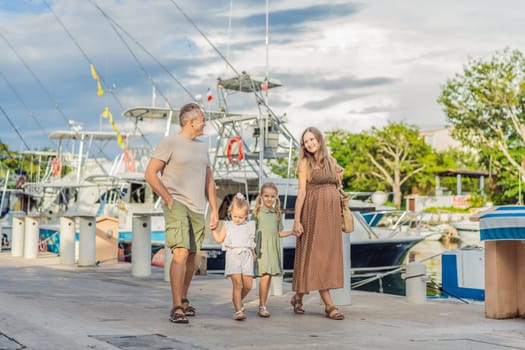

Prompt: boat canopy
[218,73,281,92]
[49,130,128,141]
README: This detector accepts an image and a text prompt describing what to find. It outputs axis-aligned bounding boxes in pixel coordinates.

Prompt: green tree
[438,48,525,194]
[328,122,434,209]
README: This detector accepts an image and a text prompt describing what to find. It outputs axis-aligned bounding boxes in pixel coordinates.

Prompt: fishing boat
[451,219,481,246]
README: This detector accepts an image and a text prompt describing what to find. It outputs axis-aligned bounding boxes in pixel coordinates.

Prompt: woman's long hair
[298,127,338,182]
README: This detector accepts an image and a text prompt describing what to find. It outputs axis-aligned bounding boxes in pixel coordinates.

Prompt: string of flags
[90,63,126,150]
[90,64,104,96]
[101,108,126,150]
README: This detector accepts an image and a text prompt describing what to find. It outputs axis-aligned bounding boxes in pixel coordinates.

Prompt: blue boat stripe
[480,227,525,240]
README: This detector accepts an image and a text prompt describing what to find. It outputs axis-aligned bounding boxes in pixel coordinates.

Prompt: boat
[451,219,481,246]
[361,209,446,241]
[0,2,425,276]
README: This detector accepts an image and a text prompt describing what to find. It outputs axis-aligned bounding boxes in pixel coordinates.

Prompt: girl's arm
[211,222,226,243]
[278,230,295,238]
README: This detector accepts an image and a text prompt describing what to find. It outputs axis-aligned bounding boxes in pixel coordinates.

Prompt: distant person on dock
[291,126,345,320]
[211,193,256,321]
[253,182,295,318]
[145,102,218,324]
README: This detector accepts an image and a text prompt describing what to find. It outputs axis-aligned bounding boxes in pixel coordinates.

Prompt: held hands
[209,210,219,230]
[292,221,304,237]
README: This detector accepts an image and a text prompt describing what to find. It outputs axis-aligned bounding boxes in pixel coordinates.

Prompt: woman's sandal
[169,306,189,324]
[233,310,246,321]
[290,295,305,315]
[181,298,196,317]
[325,305,344,320]
[258,306,271,318]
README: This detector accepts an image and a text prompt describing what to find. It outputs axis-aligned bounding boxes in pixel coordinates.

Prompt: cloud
[1,0,525,153]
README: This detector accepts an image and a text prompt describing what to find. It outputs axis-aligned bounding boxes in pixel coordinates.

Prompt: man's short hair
[179,102,202,127]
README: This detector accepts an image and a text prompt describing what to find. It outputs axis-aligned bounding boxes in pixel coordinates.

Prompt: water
[353,233,483,296]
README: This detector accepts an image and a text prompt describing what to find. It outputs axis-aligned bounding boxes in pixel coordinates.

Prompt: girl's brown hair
[253,182,281,220]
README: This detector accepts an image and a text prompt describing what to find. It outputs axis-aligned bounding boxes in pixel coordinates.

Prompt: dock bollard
[11,216,25,257]
[402,262,429,304]
[78,216,97,266]
[331,231,352,305]
[23,216,39,259]
[131,215,152,277]
[60,216,76,265]
[164,245,172,282]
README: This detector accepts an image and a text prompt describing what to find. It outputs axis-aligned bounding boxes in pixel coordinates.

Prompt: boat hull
[202,236,423,272]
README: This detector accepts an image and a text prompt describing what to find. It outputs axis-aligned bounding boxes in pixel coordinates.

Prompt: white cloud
[1,0,525,152]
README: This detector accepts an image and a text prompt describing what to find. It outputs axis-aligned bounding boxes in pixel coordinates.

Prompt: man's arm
[205,166,218,230]
[144,158,173,209]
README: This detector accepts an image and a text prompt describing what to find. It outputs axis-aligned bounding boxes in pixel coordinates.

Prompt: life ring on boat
[123,149,136,172]
[39,240,48,252]
[226,136,243,164]
[51,157,62,176]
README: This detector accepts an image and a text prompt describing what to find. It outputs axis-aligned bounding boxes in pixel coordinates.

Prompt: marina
[1,251,524,350]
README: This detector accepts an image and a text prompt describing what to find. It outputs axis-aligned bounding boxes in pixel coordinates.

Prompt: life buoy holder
[123,149,136,172]
[51,157,62,176]
[227,136,243,164]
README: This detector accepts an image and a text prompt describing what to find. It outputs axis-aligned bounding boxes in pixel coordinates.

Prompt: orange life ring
[227,136,243,164]
[123,149,136,172]
[51,157,62,176]
[39,240,48,252]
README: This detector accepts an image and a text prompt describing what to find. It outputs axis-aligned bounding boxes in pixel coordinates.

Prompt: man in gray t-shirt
[145,102,218,324]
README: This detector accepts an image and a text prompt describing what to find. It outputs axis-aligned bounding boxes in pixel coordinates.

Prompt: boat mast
[258,0,270,190]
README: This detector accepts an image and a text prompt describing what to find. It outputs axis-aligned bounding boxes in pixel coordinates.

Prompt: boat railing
[361,209,427,238]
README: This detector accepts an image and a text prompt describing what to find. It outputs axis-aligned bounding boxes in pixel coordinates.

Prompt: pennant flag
[101,107,126,150]
[90,64,104,96]
[207,88,213,102]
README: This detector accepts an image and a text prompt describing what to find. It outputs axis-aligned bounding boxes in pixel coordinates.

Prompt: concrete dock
[0,252,524,350]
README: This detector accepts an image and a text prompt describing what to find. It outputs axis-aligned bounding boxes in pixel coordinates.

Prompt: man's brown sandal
[170,306,189,324]
[290,295,305,314]
[325,305,344,320]
[181,298,196,317]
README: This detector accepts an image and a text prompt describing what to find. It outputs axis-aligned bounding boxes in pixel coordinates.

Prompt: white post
[132,215,151,277]
[78,216,96,266]
[23,216,39,259]
[11,216,25,257]
[403,262,428,304]
[60,216,76,265]
[270,246,284,296]
[164,245,172,282]
[331,232,352,305]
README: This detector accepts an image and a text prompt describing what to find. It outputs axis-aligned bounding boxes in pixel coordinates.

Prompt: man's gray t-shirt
[151,133,210,213]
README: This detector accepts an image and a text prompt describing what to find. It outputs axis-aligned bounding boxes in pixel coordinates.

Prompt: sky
[1,0,525,156]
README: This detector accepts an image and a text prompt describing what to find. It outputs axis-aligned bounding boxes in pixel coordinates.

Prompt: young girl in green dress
[253,182,294,317]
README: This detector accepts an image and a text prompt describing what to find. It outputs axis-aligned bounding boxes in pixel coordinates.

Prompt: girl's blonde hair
[229,192,250,218]
[298,126,338,182]
[253,182,281,220]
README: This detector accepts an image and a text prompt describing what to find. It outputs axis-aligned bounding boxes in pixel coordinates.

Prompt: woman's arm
[293,160,307,236]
